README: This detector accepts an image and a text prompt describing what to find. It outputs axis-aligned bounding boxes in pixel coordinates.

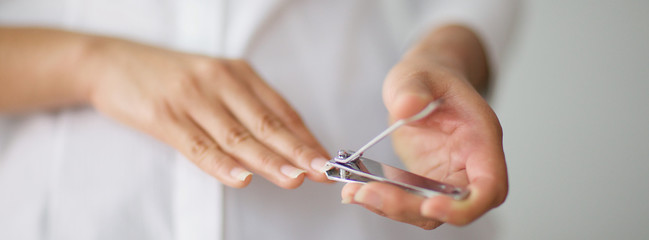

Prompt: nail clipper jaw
[324,165,349,182]
[324,150,367,182]
[320,150,347,174]
[324,162,373,184]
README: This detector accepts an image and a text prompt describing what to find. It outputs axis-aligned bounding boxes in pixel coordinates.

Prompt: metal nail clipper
[323,100,470,200]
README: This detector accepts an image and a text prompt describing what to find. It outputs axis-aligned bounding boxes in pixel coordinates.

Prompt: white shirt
[0,0,517,239]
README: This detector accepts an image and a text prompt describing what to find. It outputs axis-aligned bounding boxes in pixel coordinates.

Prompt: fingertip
[226,177,252,189]
[230,167,252,181]
[341,183,363,204]
[276,171,306,190]
[353,184,384,210]
[422,181,498,226]
[464,177,503,211]
[303,157,333,183]
[215,167,252,188]
[309,157,330,174]
[305,170,332,183]
[385,77,435,120]
[279,178,305,190]
[280,165,306,179]
[421,195,453,222]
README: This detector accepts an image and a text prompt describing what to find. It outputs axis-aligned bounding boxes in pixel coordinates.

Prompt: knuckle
[222,126,252,148]
[228,59,254,74]
[140,100,171,133]
[256,152,279,170]
[205,155,230,176]
[257,114,284,139]
[195,59,244,86]
[291,143,311,161]
[187,134,214,164]
[401,70,431,84]
[174,76,202,97]
[194,58,228,78]
[230,59,249,67]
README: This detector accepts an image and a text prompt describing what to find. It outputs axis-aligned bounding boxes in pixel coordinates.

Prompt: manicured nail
[310,157,329,172]
[280,165,306,179]
[319,163,334,173]
[230,167,252,182]
[354,188,382,209]
[341,196,353,204]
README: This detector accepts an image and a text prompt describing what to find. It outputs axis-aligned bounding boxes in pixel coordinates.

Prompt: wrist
[73,35,120,106]
[65,34,108,106]
[402,25,490,92]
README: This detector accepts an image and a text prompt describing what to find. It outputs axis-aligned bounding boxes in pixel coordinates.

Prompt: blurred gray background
[467,1,649,239]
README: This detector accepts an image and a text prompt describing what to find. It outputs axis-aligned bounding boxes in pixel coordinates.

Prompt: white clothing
[0,0,517,239]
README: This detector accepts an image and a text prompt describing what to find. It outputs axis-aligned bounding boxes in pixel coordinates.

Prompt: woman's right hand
[79,37,330,189]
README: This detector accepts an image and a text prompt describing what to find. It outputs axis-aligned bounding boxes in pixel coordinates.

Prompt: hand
[341,52,508,229]
[80,37,330,189]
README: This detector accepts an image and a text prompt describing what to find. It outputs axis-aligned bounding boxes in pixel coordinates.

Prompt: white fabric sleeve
[416,0,521,73]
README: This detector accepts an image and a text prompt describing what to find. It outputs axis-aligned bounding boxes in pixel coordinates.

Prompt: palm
[392,107,474,188]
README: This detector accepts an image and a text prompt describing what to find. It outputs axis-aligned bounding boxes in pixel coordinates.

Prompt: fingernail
[341,196,353,204]
[422,201,449,222]
[354,188,382,209]
[310,157,329,172]
[230,167,252,182]
[319,163,334,173]
[280,165,306,179]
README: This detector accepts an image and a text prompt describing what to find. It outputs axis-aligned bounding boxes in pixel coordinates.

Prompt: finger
[156,108,252,188]
[421,128,507,226]
[421,176,505,226]
[341,182,363,204]
[383,70,439,121]
[233,61,330,157]
[352,182,444,230]
[213,69,329,181]
[185,96,308,189]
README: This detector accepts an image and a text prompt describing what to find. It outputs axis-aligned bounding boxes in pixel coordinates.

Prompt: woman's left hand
[340,26,508,229]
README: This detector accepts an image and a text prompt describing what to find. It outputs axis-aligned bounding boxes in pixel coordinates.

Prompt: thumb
[383,73,438,121]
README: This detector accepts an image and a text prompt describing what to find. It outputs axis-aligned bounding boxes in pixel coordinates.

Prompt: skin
[341,25,508,229]
[0,25,507,229]
[0,27,330,189]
